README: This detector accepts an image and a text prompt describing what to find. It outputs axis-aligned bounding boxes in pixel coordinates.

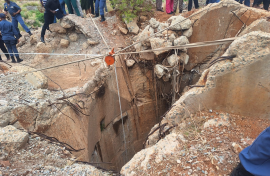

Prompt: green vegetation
[20,1,44,28]
[110,0,153,23]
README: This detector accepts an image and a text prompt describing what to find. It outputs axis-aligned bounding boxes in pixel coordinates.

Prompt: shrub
[110,0,154,23]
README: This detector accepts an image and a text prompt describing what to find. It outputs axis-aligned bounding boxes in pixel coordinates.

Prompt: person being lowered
[4,0,32,37]
[0,13,22,63]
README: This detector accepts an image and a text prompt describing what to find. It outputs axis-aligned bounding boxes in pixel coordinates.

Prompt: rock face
[49,23,66,34]
[0,125,29,150]
[60,39,70,48]
[121,31,270,176]
[125,18,139,34]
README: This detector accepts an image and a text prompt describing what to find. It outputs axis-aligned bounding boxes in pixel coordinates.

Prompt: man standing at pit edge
[4,0,32,38]
[0,13,22,63]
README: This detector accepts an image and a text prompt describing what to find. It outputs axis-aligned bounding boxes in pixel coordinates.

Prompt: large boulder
[149,18,160,28]
[183,27,193,37]
[187,0,270,70]
[36,42,53,58]
[239,18,270,36]
[174,36,189,46]
[30,34,38,45]
[60,39,70,48]
[0,125,29,150]
[149,38,172,56]
[10,66,48,89]
[168,15,192,30]
[49,23,67,34]
[69,33,78,42]
[125,18,140,35]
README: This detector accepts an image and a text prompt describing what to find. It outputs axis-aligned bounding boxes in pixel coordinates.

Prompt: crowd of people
[157,0,269,14]
[0,0,269,63]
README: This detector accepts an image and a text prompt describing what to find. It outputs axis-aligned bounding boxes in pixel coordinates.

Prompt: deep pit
[1,0,270,175]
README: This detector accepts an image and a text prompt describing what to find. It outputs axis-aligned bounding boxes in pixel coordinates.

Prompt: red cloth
[166,0,174,13]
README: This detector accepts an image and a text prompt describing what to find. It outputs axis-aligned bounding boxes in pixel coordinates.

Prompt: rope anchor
[105,48,115,66]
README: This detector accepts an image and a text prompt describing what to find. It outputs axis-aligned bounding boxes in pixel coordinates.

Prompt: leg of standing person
[173,0,178,13]
[104,2,108,12]
[156,0,163,11]
[188,0,193,11]
[70,0,81,16]
[90,0,94,14]
[99,0,106,22]
[95,0,100,17]
[243,0,250,6]
[41,12,54,43]
[0,40,10,60]
[16,14,32,35]
[166,0,174,14]
[64,0,74,14]
[263,0,270,10]
[10,40,22,62]
[179,0,183,13]
[3,40,15,63]
[194,0,199,9]
[11,17,21,37]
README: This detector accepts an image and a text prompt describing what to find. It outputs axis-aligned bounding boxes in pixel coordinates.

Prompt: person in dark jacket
[4,0,32,37]
[40,0,66,43]
[0,13,22,63]
[230,126,270,176]
[0,34,10,61]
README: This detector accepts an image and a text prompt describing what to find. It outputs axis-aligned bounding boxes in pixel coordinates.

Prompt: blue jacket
[4,1,21,17]
[0,20,19,40]
[239,126,270,176]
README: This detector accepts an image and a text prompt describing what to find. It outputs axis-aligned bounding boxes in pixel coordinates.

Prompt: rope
[0,37,236,80]
[89,15,128,162]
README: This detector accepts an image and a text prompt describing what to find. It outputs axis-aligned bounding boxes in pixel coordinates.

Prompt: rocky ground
[0,126,114,176]
[122,110,270,175]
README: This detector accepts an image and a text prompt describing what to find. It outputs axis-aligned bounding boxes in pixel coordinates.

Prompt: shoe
[168,12,174,14]
[28,31,32,36]
[19,33,22,38]
[40,36,45,43]
[100,15,105,22]
[157,9,164,12]
[94,13,99,18]
[16,56,23,63]
[11,56,16,63]
[179,10,183,13]
[7,57,10,60]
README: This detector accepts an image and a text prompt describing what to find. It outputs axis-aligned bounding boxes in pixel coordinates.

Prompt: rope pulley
[105,48,115,66]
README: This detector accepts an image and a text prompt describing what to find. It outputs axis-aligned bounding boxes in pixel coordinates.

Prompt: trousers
[166,0,174,13]
[253,0,270,10]
[174,0,183,12]
[188,0,199,11]
[156,0,163,10]
[12,14,30,34]
[95,0,106,16]
[41,12,55,38]
[230,163,254,176]
[236,0,250,6]
[3,40,18,57]
[0,40,9,60]
[64,0,81,16]
[90,0,95,14]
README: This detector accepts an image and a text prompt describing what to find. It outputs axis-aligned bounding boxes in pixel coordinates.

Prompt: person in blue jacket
[0,13,22,63]
[95,0,106,22]
[4,0,32,37]
[230,126,270,176]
